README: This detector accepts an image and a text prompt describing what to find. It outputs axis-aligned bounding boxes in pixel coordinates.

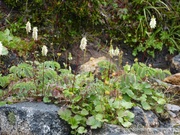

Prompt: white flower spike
[150,15,156,29]
[80,36,87,51]
[42,45,48,56]
[114,47,120,56]
[32,27,38,41]
[26,21,31,34]
[109,45,114,58]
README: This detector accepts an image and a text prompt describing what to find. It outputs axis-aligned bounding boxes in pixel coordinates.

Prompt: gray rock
[166,104,180,113]
[0,102,179,135]
[0,102,70,135]
[91,107,175,135]
[170,54,180,74]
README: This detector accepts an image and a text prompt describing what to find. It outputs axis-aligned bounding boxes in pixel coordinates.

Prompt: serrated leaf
[80,109,89,116]
[95,104,105,112]
[58,108,72,121]
[117,116,123,123]
[121,121,132,127]
[69,117,79,129]
[126,111,135,119]
[86,116,102,129]
[155,106,164,113]
[112,100,121,109]
[139,94,147,101]
[43,96,51,103]
[95,113,108,122]
[141,101,151,110]
[120,100,134,109]
[143,89,152,95]
[74,115,83,122]
[123,64,131,73]
[157,98,166,105]
[72,95,82,103]
[126,89,135,98]
[77,126,87,134]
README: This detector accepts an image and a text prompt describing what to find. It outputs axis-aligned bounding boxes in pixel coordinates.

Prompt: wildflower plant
[80,36,87,62]
[80,36,87,51]
[42,45,48,56]
[32,27,38,41]
[149,15,156,29]
[25,21,31,34]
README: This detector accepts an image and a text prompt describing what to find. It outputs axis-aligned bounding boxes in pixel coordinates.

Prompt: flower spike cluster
[25,21,38,41]
[80,36,87,51]
[32,27,38,41]
[42,45,48,56]
[150,15,156,29]
[26,21,31,34]
[26,21,48,56]
[109,40,120,58]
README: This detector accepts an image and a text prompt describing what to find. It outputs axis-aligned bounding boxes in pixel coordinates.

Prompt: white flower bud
[32,27,38,41]
[26,21,31,34]
[114,47,120,56]
[150,15,156,29]
[42,45,48,56]
[80,36,87,51]
[109,45,115,58]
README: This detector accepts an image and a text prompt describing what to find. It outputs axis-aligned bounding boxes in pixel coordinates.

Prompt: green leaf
[95,113,108,122]
[80,109,89,116]
[120,100,134,109]
[95,104,105,112]
[69,117,79,129]
[141,101,151,110]
[157,98,166,105]
[86,116,102,129]
[139,94,147,101]
[123,64,131,73]
[143,89,152,95]
[126,89,135,98]
[43,96,51,103]
[126,111,135,119]
[117,116,123,123]
[58,108,72,121]
[77,126,87,134]
[0,101,6,106]
[74,115,83,122]
[121,121,132,127]
[112,100,121,109]
[72,95,82,103]
[155,106,164,113]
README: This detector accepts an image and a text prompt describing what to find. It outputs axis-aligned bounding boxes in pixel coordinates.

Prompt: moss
[7,112,16,125]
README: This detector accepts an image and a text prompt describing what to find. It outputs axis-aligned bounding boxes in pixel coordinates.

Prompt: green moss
[7,112,16,125]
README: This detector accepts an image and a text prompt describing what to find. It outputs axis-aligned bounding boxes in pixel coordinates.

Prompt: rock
[79,56,110,73]
[0,102,70,135]
[170,54,180,74]
[92,107,175,135]
[132,107,160,128]
[164,73,180,85]
[0,102,179,135]
[165,104,180,118]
